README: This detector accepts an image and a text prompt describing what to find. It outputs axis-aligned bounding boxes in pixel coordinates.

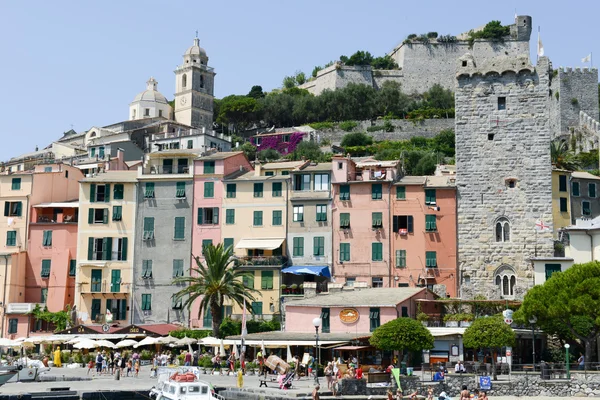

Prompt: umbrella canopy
[95,339,116,349]
[157,335,179,344]
[66,337,84,345]
[199,336,220,346]
[175,337,197,346]
[286,345,293,363]
[134,336,158,348]
[232,342,238,358]
[219,339,225,356]
[74,339,99,349]
[115,339,138,348]
[0,338,17,347]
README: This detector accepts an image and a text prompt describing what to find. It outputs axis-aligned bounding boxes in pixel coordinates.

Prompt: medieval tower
[455,53,554,300]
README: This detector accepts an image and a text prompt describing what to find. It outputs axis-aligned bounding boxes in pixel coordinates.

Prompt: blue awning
[281,266,331,278]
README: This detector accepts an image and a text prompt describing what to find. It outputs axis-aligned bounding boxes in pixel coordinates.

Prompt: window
[272,210,282,226]
[42,230,52,247]
[545,264,561,280]
[392,215,414,233]
[171,295,183,310]
[114,237,128,261]
[293,237,304,257]
[144,108,150,116]
[346,277,356,286]
[176,182,186,198]
[8,319,17,334]
[6,231,16,246]
[425,189,436,205]
[426,251,437,267]
[242,271,254,289]
[321,308,330,333]
[264,171,275,177]
[372,277,383,288]
[294,174,311,191]
[261,271,273,290]
[372,212,383,228]
[182,74,187,88]
[371,184,382,200]
[11,178,21,190]
[91,269,102,292]
[111,269,121,292]
[69,260,76,276]
[158,110,163,118]
[425,215,437,232]
[201,240,213,254]
[91,299,101,321]
[254,183,263,198]
[340,213,350,228]
[396,186,405,199]
[313,236,325,256]
[253,211,263,226]
[112,206,122,221]
[91,147,96,157]
[187,140,193,149]
[226,184,236,198]
[203,182,214,198]
[281,171,289,176]
[495,266,516,297]
[143,217,155,240]
[141,294,152,311]
[316,205,327,222]
[41,260,51,278]
[401,306,408,317]
[293,206,304,222]
[583,201,591,216]
[572,181,580,197]
[223,238,234,249]
[144,182,155,198]
[173,259,184,278]
[560,197,568,212]
[498,96,506,110]
[559,175,567,192]
[4,201,22,217]
[174,217,186,240]
[314,174,330,191]
[90,184,110,203]
[88,208,108,224]
[197,207,219,225]
[225,209,235,224]
[99,147,105,159]
[340,243,350,262]
[495,217,510,241]
[395,250,406,268]
[339,185,350,200]
[272,182,282,197]
[589,183,597,198]
[113,184,124,200]
[41,288,48,303]
[372,243,383,261]
[337,162,343,170]
[251,301,263,315]
[107,298,127,321]
[369,307,380,331]
[140,260,152,279]
[88,237,111,260]
[203,308,212,328]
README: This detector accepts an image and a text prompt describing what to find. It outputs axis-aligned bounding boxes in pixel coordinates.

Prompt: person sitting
[433,369,445,381]
[455,361,466,373]
[345,366,356,379]
[355,366,363,380]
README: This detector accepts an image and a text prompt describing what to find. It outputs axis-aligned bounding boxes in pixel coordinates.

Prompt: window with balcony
[321,308,330,333]
[426,251,437,268]
[112,206,122,221]
[174,217,186,240]
[173,259,184,278]
[69,260,76,276]
[371,184,382,200]
[372,212,383,228]
[243,271,254,289]
[203,182,214,198]
[339,185,350,200]
[392,215,414,234]
[395,250,406,268]
[293,237,304,257]
[4,201,22,217]
[42,230,52,247]
[261,271,274,290]
[225,209,235,224]
[141,294,152,311]
[340,243,350,262]
[294,174,310,191]
[143,217,155,240]
[314,174,330,191]
[316,205,327,222]
[197,207,219,225]
[396,186,405,200]
[425,189,436,205]
[372,243,383,261]
[313,236,325,256]
[340,213,350,228]
[88,237,111,260]
[11,178,21,190]
[6,231,16,247]
[226,184,236,198]
[91,299,101,321]
[272,210,282,226]
[110,269,121,292]
[293,206,304,222]
[41,259,51,278]
[272,182,282,197]
[142,260,153,279]
[253,211,263,226]
[113,184,124,200]
[177,159,189,174]
[176,182,186,198]
[369,307,380,331]
[254,183,263,198]
[90,184,110,203]
[91,269,102,292]
[425,215,437,232]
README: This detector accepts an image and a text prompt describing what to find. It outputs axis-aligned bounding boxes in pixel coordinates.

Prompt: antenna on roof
[195,30,198,38]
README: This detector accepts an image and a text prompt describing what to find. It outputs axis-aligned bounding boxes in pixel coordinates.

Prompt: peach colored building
[331,157,400,288]
[391,176,458,297]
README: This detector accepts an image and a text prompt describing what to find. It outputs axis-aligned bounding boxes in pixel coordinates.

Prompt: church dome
[132,77,168,104]
[185,38,207,57]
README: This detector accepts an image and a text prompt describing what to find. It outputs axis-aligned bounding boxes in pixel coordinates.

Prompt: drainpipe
[130,181,139,325]
[1,255,9,338]
[388,181,393,288]
[586,230,594,261]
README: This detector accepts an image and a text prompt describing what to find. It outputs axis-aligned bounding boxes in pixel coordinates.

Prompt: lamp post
[529,316,537,369]
[565,343,571,379]
[313,317,322,385]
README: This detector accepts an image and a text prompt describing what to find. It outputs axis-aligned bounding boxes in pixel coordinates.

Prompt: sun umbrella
[261,340,266,355]
[286,345,293,363]
[0,338,17,347]
[66,337,84,345]
[157,335,178,345]
[219,339,225,356]
[94,339,116,349]
[134,336,158,348]
[115,339,138,348]
[175,337,197,346]
[74,339,99,349]
[199,336,220,346]
[232,342,238,358]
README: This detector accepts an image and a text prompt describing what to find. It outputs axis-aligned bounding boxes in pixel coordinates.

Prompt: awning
[333,345,372,351]
[34,202,79,208]
[75,163,98,170]
[235,238,284,250]
[282,265,331,278]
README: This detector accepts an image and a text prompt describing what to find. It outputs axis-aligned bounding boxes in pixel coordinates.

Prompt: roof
[149,148,204,157]
[565,215,600,231]
[285,287,425,307]
[80,171,138,183]
[263,161,306,170]
[185,38,207,57]
[197,151,244,161]
[426,176,456,188]
[33,201,79,208]
[131,77,168,104]
[395,176,427,185]
[226,331,371,342]
[529,257,574,261]
[226,171,290,182]
[571,171,600,181]
[125,160,143,168]
[355,160,399,168]
[295,163,332,172]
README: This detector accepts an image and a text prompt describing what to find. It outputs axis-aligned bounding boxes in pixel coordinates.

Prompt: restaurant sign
[339,308,359,324]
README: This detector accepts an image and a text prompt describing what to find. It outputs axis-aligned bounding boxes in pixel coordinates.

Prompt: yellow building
[552,169,572,236]
[76,171,138,325]
[219,162,299,323]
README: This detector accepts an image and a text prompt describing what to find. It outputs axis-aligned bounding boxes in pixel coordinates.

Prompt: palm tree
[551,140,580,171]
[172,243,259,338]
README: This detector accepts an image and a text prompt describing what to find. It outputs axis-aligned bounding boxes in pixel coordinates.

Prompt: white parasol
[134,336,158,348]
[74,339,99,349]
[199,336,220,346]
[219,339,225,356]
[232,342,238,358]
[95,339,116,349]
[157,335,179,345]
[0,338,17,347]
[286,345,293,363]
[115,339,138,348]
[175,337,197,346]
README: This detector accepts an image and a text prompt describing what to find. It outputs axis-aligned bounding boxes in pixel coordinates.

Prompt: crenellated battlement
[580,111,600,133]
[557,66,598,74]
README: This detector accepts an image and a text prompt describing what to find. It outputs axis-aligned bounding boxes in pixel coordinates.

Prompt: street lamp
[312,317,322,385]
[565,343,571,379]
[529,316,537,369]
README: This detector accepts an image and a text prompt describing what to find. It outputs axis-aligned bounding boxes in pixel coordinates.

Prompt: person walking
[95,351,103,375]
[228,352,236,373]
[578,353,585,370]
[184,350,192,366]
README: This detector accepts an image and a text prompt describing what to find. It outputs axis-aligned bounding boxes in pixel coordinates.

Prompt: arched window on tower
[182,74,187,88]
[200,75,205,89]
[494,265,516,298]
[495,217,510,242]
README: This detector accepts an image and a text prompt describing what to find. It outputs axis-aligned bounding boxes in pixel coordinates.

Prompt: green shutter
[340,213,350,228]
[589,183,597,198]
[370,307,380,331]
[142,294,152,311]
[121,237,128,260]
[173,259,184,277]
[223,238,234,249]
[254,183,263,198]
[204,161,215,174]
[226,184,236,198]
[372,212,382,228]
[572,182,580,196]
[88,237,94,260]
[272,210,282,226]
[90,184,96,202]
[425,215,437,232]
[226,209,235,224]
[104,237,112,260]
[197,208,203,225]
[340,243,350,261]
[396,186,406,199]
[112,206,122,221]
[15,202,22,217]
[321,308,330,333]
[204,182,214,198]
[6,231,16,247]
[111,269,121,292]
[113,184,124,200]
[88,208,94,223]
[339,185,350,200]
[4,202,9,216]
[251,302,263,315]
[174,217,185,240]
[426,251,437,267]
[243,271,255,289]
[425,189,436,204]
[372,242,383,261]
[144,217,155,239]
[272,182,282,197]
[371,184,382,200]
[395,250,406,268]
[213,207,219,224]
[103,208,108,224]
[261,270,273,290]
[142,260,153,278]
[145,182,155,198]
[313,236,325,256]
[11,178,21,190]
[91,269,102,292]
[293,237,304,257]
[69,260,76,276]
[545,264,561,280]
[253,211,263,226]
[104,184,110,202]
[41,260,51,277]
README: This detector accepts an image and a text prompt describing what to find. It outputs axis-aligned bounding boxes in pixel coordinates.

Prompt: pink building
[391,176,458,297]
[190,151,252,327]
[331,157,400,288]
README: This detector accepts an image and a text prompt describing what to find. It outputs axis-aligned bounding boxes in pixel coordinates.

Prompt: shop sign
[339,308,359,324]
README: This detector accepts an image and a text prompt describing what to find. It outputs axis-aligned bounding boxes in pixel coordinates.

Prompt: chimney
[303,282,318,298]
[254,162,262,176]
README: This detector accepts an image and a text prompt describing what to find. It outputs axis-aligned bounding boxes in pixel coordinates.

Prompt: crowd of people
[87,349,141,377]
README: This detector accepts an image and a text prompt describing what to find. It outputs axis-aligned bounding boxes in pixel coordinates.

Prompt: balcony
[80,280,129,294]
[6,303,42,314]
[145,165,190,175]
[235,256,288,267]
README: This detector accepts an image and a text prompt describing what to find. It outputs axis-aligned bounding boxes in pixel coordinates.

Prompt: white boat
[0,366,20,386]
[150,378,225,400]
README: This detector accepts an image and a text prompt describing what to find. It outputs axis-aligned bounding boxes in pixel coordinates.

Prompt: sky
[1,0,599,162]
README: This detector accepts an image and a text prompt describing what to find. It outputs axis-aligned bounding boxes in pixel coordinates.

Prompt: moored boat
[150,372,224,400]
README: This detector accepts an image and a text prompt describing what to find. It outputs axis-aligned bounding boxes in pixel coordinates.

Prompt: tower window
[495,265,516,298]
[200,75,205,89]
[182,74,187,88]
[159,110,163,118]
[462,60,467,67]
[498,97,506,110]
[488,134,495,141]
[495,217,510,242]
[144,108,150,116]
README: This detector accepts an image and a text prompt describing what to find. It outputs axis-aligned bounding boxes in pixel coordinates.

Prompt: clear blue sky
[1,0,598,162]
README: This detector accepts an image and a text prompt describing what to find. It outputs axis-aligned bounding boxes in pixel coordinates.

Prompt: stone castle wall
[455,56,554,300]
[555,67,599,135]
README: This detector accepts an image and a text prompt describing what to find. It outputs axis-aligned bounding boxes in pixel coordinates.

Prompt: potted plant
[290,284,298,293]
[459,313,474,327]
[443,314,459,327]
[417,312,430,326]
[281,284,287,294]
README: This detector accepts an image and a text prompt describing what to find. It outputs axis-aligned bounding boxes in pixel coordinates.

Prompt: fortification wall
[299,64,374,95]
[555,67,599,134]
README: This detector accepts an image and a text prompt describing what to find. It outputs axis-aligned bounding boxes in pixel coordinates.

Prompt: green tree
[376,81,410,118]
[247,85,265,99]
[295,71,307,86]
[30,304,72,332]
[258,148,281,162]
[240,142,257,161]
[172,243,259,337]
[413,153,438,175]
[341,132,373,147]
[551,140,580,170]
[422,84,455,109]
[312,66,322,78]
[369,318,434,366]
[431,129,455,157]
[219,318,242,339]
[520,261,600,366]
[216,95,261,132]
[283,76,296,89]
[371,55,398,70]
[463,316,515,380]
[288,141,328,162]
[343,50,374,66]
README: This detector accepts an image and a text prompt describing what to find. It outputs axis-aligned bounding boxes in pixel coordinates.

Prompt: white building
[129,77,172,121]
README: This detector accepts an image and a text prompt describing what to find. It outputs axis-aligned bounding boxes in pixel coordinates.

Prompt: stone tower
[174,38,215,131]
[455,53,554,300]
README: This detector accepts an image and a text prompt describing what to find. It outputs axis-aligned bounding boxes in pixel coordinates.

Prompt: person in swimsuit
[460,385,471,400]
